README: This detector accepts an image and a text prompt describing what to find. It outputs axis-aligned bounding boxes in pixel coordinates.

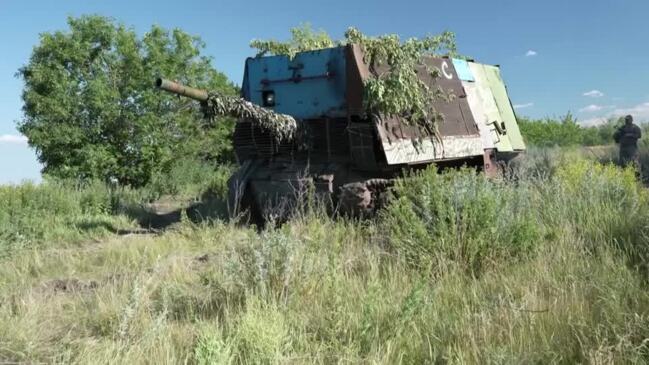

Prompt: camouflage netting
[202,92,297,141]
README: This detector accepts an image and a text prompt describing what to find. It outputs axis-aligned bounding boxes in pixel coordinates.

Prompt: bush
[384,155,649,277]
[382,167,540,274]
[194,326,233,365]
[549,159,649,264]
[144,159,233,200]
[0,181,132,256]
[518,114,623,147]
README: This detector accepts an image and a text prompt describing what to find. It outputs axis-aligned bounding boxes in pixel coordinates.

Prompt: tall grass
[0,160,232,257]
[144,157,233,201]
[383,167,540,274]
[0,180,134,256]
[0,150,648,364]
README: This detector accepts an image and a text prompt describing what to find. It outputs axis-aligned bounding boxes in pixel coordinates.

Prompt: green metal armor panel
[463,82,496,150]
[482,65,526,151]
[468,63,514,152]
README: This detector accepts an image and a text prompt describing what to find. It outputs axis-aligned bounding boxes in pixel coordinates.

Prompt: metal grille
[233,118,351,161]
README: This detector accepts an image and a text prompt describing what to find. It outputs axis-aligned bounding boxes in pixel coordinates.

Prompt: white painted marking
[442,61,454,79]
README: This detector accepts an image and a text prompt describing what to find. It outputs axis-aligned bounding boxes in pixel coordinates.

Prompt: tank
[157,44,526,221]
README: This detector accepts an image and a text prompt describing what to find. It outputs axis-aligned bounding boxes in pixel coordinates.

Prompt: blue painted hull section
[243,47,348,119]
[452,58,474,82]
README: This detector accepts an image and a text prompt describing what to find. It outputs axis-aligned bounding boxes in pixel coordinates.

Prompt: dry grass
[1,151,648,364]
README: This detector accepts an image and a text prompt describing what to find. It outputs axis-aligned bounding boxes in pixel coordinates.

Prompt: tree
[17,15,236,186]
[518,113,622,147]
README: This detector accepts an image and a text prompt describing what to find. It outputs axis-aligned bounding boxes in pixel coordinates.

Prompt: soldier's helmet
[625,115,633,123]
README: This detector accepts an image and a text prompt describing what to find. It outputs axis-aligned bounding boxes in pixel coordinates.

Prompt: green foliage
[250,25,459,134]
[250,23,334,58]
[2,150,649,363]
[17,15,237,187]
[235,299,288,363]
[383,167,540,274]
[550,159,649,255]
[518,112,585,146]
[0,180,131,256]
[384,151,649,278]
[518,113,623,147]
[144,158,233,200]
[344,27,457,132]
[0,161,232,257]
[194,327,233,365]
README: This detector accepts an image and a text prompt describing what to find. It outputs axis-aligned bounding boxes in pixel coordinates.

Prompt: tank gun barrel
[155,78,208,102]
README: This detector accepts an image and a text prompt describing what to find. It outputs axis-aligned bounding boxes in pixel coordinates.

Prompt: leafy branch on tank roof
[344,27,458,135]
[250,25,461,136]
[250,23,335,59]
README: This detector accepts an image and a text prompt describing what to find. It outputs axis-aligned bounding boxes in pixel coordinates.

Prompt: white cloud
[578,100,649,126]
[580,117,609,126]
[0,134,28,145]
[579,104,604,113]
[525,50,537,57]
[578,104,616,113]
[583,90,604,98]
[611,101,649,121]
[513,102,534,109]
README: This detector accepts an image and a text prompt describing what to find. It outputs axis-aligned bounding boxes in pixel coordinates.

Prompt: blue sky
[1,0,648,183]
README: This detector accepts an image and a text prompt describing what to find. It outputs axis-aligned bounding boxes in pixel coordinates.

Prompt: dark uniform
[613,115,642,168]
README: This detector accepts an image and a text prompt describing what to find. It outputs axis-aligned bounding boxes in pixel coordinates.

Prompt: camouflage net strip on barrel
[203,92,298,141]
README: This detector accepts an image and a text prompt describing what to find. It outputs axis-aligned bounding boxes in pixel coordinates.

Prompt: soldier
[613,115,642,168]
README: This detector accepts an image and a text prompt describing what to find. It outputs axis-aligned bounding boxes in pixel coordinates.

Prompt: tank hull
[227,150,494,223]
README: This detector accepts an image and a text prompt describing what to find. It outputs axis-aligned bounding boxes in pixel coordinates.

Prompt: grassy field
[1,148,648,364]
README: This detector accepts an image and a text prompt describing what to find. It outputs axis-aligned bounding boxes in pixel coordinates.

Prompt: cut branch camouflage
[250,26,460,137]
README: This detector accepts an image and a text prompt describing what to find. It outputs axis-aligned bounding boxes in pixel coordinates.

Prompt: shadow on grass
[119,190,230,231]
[74,216,164,235]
